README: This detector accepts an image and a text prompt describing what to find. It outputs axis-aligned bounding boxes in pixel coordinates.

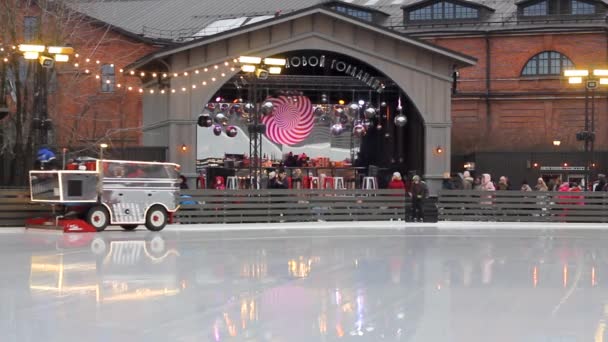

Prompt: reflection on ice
[0,228,606,341]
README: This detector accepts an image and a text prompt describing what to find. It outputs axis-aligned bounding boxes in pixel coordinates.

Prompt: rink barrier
[0,188,439,226]
[0,188,49,226]
[438,190,608,222]
[177,189,411,224]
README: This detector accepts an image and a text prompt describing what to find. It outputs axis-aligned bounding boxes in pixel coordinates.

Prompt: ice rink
[2,222,608,341]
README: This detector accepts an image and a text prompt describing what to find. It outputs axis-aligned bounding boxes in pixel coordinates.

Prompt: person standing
[388,172,406,190]
[462,171,474,190]
[481,174,496,191]
[274,169,289,189]
[410,175,428,222]
[497,176,509,190]
[535,178,548,191]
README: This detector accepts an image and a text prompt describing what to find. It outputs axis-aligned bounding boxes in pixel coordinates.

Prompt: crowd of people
[443,171,608,193]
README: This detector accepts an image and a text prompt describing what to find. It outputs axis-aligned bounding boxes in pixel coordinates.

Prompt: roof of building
[67,0,608,42]
[125,5,477,71]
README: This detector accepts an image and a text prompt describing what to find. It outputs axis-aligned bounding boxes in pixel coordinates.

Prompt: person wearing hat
[388,172,406,191]
[410,175,428,222]
[267,171,277,189]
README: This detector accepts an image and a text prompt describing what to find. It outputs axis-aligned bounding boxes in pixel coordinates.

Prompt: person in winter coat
[520,180,532,192]
[462,171,474,190]
[410,175,428,222]
[594,174,606,191]
[473,176,483,190]
[481,174,496,191]
[535,178,548,191]
[267,171,277,189]
[388,172,406,190]
[274,169,289,189]
[497,176,509,190]
[214,176,226,190]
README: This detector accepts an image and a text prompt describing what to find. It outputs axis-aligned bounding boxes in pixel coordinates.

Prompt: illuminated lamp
[180,144,188,152]
[54,54,69,62]
[23,51,39,60]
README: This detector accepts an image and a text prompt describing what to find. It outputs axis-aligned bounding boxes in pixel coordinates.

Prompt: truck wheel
[87,206,109,232]
[120,225,138,231]
[145,206,168,231]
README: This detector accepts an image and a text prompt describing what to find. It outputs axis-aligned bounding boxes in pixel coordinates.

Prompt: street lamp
[238,55,285,189]
[564,68,608,188]
[99,143,108,160]
[17,43,74,150]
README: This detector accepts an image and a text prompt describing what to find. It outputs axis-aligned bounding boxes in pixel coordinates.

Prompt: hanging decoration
[262,95,314,146]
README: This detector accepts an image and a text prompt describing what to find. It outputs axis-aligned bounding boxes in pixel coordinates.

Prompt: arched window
[521,51,574,76]
[409,1,479,20]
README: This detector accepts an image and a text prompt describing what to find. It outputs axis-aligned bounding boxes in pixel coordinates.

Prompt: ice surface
[1,223,607,341]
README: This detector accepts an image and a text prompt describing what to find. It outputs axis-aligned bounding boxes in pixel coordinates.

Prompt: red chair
[323,177,334,189]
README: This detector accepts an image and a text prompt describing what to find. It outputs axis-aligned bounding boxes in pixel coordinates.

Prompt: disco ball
[206,103,216,111]
[347,103,360,116]
[226,125,238,138]
[197,113,213,128]
[314,106,325,116]
[362,119,372,129]
[394,114,407,127]
[364,107,376,119]
[380,102,387,108]
[215,113,228,126]
[220,103,230,112]
[319,115,331,126]
[231,104,241,114]
[244,103,255,113]
[353,123,366,137]
[330,123,344,136]
[339,114,349,125]
[376,123,383,131]
[212,124,222,136]
[261,101,274,115]
[334,106,344,116]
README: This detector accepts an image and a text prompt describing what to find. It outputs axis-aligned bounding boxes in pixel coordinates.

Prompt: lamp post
[18,44,74,148]
[239,56,285,189]
[564,69,608,189]
[99,143,108,160]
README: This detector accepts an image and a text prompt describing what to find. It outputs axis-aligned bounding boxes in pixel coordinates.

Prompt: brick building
[0,1,167,184]
[4,0,605,188]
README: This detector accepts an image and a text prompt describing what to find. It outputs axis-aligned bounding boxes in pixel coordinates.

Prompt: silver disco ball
[261,101,274,115]
[318,114,331,126]
[330,123,344,136]
[394,114,407,127]
[314,106,325,116]
[215,113,228,126]
[347,103,360,116]
[244,103,254,112]
[364,107,376,119]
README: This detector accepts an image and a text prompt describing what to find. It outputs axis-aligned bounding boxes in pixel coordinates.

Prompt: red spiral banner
[262,95,314,146]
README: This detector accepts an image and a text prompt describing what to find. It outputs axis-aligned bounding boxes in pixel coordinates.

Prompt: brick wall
[427,31,608,156]
[48,22,158,150]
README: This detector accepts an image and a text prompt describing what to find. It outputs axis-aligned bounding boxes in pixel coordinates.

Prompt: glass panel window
[571,0,595,14]
[409,5,433,20]
[23,16,39,42]
[444,2,455,19]
[409,1,478,21]
[522,1,548,16]
[100,64,115,93]
[334,5,373,22]
[454,4,479,18]
[432,2,443,19]
[521,51,574,76]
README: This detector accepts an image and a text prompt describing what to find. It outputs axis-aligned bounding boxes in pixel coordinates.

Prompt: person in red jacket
[388,172,407,191]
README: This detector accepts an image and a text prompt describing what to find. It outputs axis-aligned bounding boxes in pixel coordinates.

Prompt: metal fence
[0,188,419,226]
[177,189,409,224]
[438,190,608,223]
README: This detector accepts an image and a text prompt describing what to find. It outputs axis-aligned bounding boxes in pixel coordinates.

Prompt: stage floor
[1,224,607,341]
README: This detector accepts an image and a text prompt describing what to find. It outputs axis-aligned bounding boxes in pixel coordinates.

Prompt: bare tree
[1,0,155,185]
